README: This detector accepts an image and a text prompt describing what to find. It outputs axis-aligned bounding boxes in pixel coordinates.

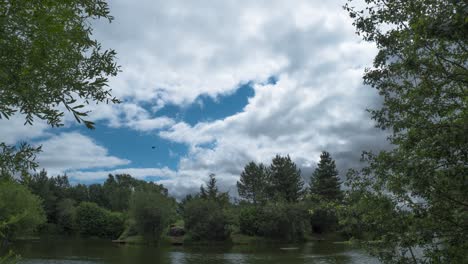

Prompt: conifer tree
[310,151,342,201]
[269,155,304,202]
[237,162,268,204]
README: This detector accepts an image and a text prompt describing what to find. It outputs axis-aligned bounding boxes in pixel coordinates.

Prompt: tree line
[0,151,345,246]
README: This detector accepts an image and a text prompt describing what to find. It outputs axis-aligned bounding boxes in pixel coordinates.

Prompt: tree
[268,155,304,202]
[0,0,119,128]
[207,173,219,199]
[0,0,119,181]
[183,198,231,242]
[26,170,58,223]
[309,151,342,201]
[0,179,45,244]
[75,202,124,239]
[0,143,41,178]
[344,0,467,262]
[103,174,139,211]
[199,174,230,206]
[88,184,108,208]
[237,162,268,204]
[129,189,175,243]
[56,198,77,234]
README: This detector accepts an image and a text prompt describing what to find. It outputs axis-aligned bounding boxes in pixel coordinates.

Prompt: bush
[238,206,259,236]
[0,180,46,242]
[75,202,124,239]
[129,189,175,243]
[238,202,309,242]
[56,198,76,234]
[183,198,230,241]
[309,208,338,234]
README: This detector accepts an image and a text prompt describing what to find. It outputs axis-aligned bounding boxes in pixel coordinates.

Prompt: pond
[10,238,379,264]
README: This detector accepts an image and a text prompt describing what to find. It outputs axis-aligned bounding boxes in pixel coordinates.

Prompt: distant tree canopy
[309,151,342,202]
[345,0,467,262]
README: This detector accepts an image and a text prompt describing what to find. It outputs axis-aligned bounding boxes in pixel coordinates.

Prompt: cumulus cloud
[36,132,130,175]
[1,0,391,198]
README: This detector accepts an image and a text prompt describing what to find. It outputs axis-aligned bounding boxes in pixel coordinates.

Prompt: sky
[1,0,390,199]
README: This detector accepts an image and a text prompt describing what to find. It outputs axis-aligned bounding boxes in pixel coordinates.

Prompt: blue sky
[0,0,390,198]
[71,83,256,174]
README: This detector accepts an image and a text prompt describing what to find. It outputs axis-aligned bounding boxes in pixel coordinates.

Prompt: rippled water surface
[11,238,379,264]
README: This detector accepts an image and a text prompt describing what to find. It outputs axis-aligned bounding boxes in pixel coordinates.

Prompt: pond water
[10,238,379,264]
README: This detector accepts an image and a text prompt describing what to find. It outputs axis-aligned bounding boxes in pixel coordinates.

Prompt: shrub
[183,198,230,241]
[0,180,46,242]
[238,206,259,236]
[56,198,76,234]
[238,202,309,242]
[129,189,175,243]
[75,202,124,239]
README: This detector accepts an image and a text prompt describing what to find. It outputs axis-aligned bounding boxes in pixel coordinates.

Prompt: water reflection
[12,238,379,264]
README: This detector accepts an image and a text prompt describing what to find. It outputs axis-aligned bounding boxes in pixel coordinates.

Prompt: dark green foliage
[177,194,194,215]
[56,199,76,234]
[103,174,138,212]
[184,175,231,241]
[129,188,176,243]
[88,184,108,208]
[75,202,124,239]
[25,170,58,223]
[309,151,342,202]
[309,208,338,234]
[183,198,231,241]
[345,0,468,262]
[69,184,89,204]
[0,179,46,243]
[0,251,20,264]
[0,0,120,128]
[238,206,259,236]
[268,155,304,202]
[255,202,309,242]
[237,162,268,204]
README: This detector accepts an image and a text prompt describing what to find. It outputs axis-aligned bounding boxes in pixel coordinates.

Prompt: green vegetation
[0,179,45,243]
[0,0,119,128]
[75,202,124,239]
[343,0,467,262]
[183,174,231,242]
[310,151,342,202]
[129,187,176,243]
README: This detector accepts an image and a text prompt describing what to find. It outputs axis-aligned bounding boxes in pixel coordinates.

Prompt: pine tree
[206,173,218,200]
[237,162,268,204]
[309,151,342,201]
[269,155,304,202]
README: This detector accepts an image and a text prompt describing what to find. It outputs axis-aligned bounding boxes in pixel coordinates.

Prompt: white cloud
[73,0,388,195]
[0,114,50,144]
[1,1,391,198]
[36,132,130,175]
